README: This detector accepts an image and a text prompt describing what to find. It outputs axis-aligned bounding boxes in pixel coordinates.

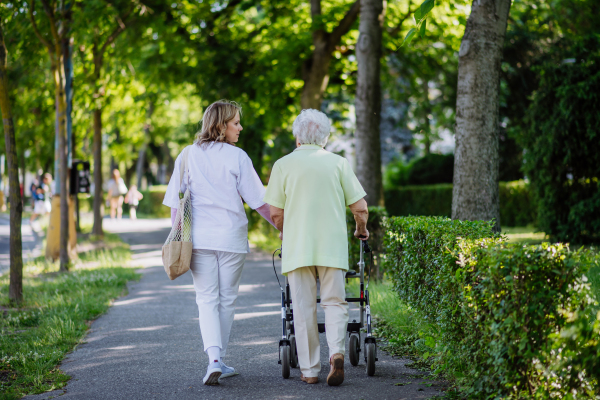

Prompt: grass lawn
[346,280,439,369]
[502,225,549,244]
[0,232,139,400]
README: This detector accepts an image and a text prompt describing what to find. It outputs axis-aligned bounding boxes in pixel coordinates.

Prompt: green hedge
[462,242,600,398]
[384,180,536,227]
[384,216,600,398]
[135,191,170,217]
[383,153,454,187]
[385,183,453,217]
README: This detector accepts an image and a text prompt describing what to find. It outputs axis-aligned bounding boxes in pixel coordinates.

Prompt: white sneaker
[219,361,238,378]
[203,361,222,385]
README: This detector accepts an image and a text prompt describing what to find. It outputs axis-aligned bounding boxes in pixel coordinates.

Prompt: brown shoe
[327,353,344,386]
[300,374,319,384]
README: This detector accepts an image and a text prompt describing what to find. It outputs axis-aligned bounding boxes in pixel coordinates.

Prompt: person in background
[107,169,127,219]
[264,109,369,386]
[42,173,53,208]
[29,178,39,210]
[124,185,144,220]
[163,100,276,386]
[29,185,46,224]
[29,173,53,224]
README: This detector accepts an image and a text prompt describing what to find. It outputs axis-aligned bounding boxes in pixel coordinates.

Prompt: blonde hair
[195,100,242,147]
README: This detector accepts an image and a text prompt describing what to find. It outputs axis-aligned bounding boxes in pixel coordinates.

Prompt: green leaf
[420,0,435,20]
[401,28,418,47]
[413,8,422,24]
[419,18,427,38]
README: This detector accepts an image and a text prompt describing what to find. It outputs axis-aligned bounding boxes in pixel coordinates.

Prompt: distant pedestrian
[107,169,127,219]
[29,173,53,224]
[163,100,276,385]
[124,185,143,220]
[43,173,54,198]
[29,178,39,209]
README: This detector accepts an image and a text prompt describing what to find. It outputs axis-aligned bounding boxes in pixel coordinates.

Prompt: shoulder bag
[162,146,193,280]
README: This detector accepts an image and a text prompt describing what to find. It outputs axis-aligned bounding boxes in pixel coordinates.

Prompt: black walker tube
[281,291,287,339]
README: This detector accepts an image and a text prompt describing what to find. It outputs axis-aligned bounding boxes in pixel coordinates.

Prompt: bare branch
[388,1,418,38]
[98,7,135,57]
[28,0,54,55]
[327,0,360,52]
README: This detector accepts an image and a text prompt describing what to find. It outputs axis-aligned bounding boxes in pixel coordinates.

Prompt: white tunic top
[163,143,266,253]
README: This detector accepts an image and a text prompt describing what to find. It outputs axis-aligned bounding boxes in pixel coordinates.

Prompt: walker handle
[359,237,372,253]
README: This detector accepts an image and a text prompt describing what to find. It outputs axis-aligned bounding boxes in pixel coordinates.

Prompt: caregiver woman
[163,100,275,385]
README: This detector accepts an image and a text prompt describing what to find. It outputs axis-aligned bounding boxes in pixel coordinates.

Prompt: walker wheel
[290,335,299,368]
[349,334,360,366]
[365,342,376,376]
[280,345,291,379]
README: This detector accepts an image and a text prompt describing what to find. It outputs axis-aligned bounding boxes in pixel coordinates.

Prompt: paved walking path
[24,218,442,400]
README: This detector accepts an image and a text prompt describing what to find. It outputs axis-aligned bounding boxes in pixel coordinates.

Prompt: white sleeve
[237,152,266,210]
[163,152,188,209]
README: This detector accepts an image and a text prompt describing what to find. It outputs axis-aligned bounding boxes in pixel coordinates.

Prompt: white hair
[292,109,331,146]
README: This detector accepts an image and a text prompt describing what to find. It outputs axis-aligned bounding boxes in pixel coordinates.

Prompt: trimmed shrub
[461,242,599,398]
[407,153,454,185]
[498,180,536,227]
[135,190,170,218]
[385,181,536,227]
[383,153,454,189]
[385,184,452,218]
[383,216,600,398]
[383,217,500,348]
[383,159,411,188]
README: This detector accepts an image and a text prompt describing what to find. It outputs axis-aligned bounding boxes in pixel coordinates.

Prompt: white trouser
[190,249,246,358]
[287,266,349,378]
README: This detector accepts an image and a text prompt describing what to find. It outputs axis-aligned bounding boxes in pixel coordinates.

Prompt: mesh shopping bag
[162,147,193,280]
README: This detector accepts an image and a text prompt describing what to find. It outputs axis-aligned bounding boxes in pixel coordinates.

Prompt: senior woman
[264,109,369,386]
[163,100,275,385]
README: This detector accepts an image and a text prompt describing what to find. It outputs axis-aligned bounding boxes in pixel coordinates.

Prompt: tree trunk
[300,0,360,110]
[136,101,154,188]
[0,26,23,303]
[355,0,385,207]
[135,144,146,189]
[92,107,103,236]
[301,44,332,110]
[20,143,25,204]
[55,59,70,271]
[422,79,432,155]
[452,0,512,232]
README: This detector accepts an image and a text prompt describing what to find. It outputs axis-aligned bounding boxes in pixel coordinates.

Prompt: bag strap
[179,146,191,198]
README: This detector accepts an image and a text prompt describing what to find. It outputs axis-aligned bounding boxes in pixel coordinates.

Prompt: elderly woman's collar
[294,144,323,151]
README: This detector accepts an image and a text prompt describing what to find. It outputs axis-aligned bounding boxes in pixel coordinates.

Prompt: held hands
[354,228,369,240]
